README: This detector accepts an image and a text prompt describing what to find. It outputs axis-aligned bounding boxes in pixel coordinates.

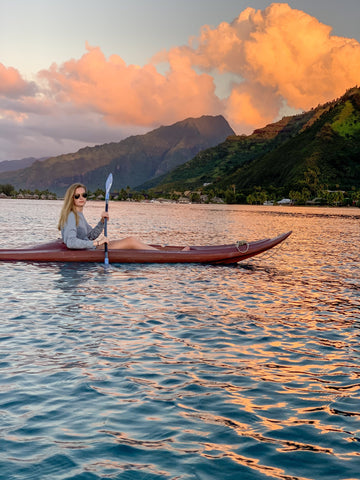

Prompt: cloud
[1,3,360,160]
[39,42,223,126]
[0,107,147,161]
[0,63,36,98]
[0,57,146,159]
[226,83,282,131]
[178,3,360,128]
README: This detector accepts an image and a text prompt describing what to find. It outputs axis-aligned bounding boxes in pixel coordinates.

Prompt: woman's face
[73,186,87,210]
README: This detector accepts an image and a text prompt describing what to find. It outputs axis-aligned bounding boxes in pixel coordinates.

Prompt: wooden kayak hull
[0,231,291,264]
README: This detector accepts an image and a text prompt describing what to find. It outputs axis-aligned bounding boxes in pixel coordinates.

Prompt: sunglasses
[74,193,88,199]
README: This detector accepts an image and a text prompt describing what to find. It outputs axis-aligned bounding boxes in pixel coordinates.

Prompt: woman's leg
[108,236,158,250]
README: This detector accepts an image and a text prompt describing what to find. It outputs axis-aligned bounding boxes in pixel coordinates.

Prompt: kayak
[0,231,291,264]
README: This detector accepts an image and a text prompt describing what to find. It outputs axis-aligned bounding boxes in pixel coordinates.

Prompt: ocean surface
[0,199,359,480]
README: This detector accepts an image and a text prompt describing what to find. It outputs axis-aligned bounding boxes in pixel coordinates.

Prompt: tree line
[0,184,57,199]
[2,182,359,207]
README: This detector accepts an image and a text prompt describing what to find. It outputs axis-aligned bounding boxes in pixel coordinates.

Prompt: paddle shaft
[104,201,109,264]
[103,173,113,266]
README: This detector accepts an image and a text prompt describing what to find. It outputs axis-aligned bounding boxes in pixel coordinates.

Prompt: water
[0,200,359,480]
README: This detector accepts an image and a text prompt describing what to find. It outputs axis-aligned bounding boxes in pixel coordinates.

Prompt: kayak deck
[0,231,291,264]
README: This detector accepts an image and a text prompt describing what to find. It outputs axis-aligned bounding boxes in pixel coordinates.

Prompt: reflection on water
[0,201,359,479]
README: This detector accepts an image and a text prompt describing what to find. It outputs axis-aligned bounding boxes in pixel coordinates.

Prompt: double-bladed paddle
[104,173,113,266]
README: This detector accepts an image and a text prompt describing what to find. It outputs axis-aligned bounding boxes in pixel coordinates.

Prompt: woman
[58,183,158,250]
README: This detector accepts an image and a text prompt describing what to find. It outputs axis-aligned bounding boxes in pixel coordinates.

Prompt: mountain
[0,115,234,195]
[150,87,360,196]
[0,157,48,173]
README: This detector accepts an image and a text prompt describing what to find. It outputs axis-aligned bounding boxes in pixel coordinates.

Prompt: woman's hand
[94,236,108,248]
[101,211,109,223]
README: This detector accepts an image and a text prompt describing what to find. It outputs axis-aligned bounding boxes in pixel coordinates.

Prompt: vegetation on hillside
[147,87,360,206]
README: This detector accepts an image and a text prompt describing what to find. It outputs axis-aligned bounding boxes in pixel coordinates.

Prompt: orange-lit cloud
[0,63,34,97]
[173,3,360,130]
[39,42,222,127]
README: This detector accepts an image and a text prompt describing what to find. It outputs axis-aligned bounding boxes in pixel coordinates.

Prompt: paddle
[104,173,113,266]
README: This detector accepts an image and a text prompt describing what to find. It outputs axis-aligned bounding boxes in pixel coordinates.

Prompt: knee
[125,236,137,247]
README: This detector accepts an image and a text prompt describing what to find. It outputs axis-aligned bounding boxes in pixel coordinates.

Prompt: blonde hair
[57,183,87,230]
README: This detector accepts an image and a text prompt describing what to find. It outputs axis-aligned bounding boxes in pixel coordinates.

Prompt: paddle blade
[105,173,113,201]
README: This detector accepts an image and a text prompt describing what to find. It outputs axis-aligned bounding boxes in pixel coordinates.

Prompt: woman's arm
[87,220,104,241]
[86,211,108,240]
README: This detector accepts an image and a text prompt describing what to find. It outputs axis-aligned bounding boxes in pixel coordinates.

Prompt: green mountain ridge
[149,87,360,200]
[0,115,234,195]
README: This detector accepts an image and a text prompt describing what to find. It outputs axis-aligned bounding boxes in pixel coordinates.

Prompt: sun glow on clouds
[0,63,34,98]
[39,42,222,126]
[1,2,360,159]
[177,3,360,129]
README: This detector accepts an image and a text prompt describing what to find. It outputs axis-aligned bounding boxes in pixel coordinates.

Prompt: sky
[0,0,359,161]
